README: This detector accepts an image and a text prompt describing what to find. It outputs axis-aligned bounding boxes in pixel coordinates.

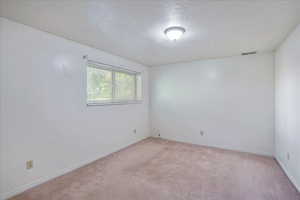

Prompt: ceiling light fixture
[164,26,186,41]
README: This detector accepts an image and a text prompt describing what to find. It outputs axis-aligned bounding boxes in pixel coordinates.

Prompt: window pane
[115,72,135,100]
[87,67,112,102]
[136,74,142,100]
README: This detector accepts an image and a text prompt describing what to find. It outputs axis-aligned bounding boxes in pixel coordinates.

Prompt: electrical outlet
[133,129,137,134]
[153,128,161,137]
[200,131,204,136]
[26,160,33,170]
[287,153,290,161]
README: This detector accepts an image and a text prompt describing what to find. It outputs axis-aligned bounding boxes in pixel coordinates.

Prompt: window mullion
[134,74,137,101]
[112,71,116,102]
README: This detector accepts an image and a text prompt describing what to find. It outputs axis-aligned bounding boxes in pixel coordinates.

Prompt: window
[87,61,142,105]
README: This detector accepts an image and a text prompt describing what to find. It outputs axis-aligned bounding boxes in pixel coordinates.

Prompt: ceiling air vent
[241,51,257,56]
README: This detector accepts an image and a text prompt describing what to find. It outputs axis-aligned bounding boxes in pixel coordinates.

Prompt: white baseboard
[1,156,102,200]
[1,138,296,200]
[157,136,274,157]
[0,136,148,200]
[276,157,300,193]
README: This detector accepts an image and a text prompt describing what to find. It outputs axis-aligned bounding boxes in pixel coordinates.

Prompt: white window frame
[86,60,142,106]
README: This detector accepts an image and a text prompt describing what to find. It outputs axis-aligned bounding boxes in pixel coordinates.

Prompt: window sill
[87,100,143,106]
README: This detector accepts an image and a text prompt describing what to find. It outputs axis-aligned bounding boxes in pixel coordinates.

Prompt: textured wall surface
[0,17,150,199]
[275,23,300,192]
[151,53,274,156]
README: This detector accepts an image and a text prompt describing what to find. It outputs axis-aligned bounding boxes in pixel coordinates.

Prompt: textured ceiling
[1,0,300,66]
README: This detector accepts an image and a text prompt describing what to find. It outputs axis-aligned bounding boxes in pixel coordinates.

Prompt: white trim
[87,59,140,75]
[87,100,142,106]
[1,157,102,200]
[86,61,143,106]
[0,137,148,200]
[112,70,116,101]
[276,157,300,193]
[1,158,98,200]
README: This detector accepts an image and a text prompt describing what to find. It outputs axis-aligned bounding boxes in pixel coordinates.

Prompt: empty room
[0,0,300,199]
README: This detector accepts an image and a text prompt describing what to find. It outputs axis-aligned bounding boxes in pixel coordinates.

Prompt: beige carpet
[9,138,300,200]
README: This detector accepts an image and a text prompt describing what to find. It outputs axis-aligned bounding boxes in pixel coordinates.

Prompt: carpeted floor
[9,138,300,200]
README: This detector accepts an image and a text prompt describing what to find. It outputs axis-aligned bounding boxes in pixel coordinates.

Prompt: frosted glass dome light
[164,26,186,41]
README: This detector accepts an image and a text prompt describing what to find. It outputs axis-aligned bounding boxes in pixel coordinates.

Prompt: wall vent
[241,51,257,56]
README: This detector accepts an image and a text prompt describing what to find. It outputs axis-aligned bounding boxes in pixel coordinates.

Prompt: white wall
[0,18,150,199]
[151,53,274,156]
[275,24,300,191]
[0,18,5,199]
[3,15,298,199]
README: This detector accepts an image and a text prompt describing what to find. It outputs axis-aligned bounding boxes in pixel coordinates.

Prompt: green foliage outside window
[87,67,112,102]
[115,72,135,100]
[87,64,142,104]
